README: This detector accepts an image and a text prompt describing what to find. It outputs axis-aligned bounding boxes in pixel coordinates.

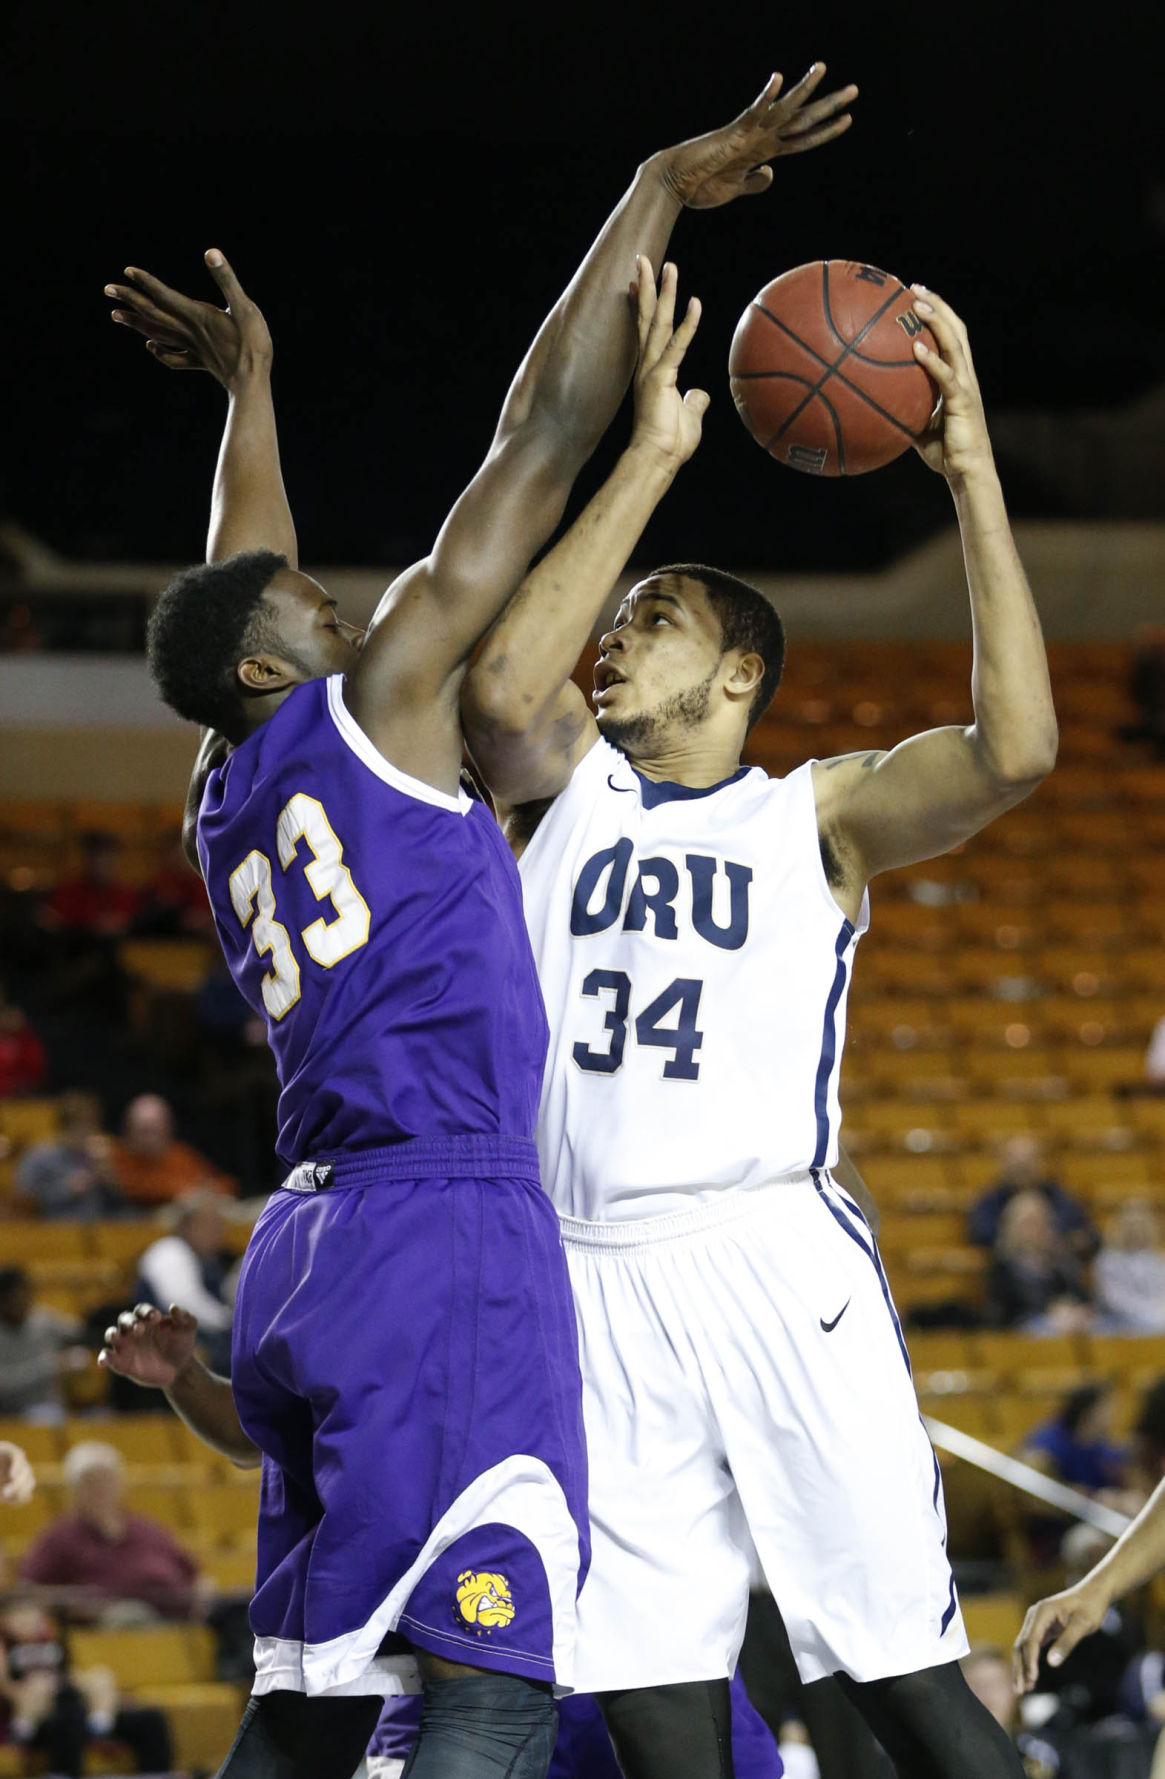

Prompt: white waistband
[558,1171,817,1253]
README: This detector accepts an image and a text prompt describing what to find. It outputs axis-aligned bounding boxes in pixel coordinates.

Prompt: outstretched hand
[98,1303,199,1390]
[0,1440,35,1505]
[629,258,708,473]
[657,66,857,210]
[105,250,271,392]
[908,286,993,483]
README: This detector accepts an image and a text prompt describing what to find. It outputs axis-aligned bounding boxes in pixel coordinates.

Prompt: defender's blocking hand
[105,250,271,392]
[99,1303,200,1389]
[628,258,708,474]
[909,287,994,483]
[655,66,858,210]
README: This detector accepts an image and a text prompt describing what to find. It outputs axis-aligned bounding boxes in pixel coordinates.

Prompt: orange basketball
[728,261,940,476]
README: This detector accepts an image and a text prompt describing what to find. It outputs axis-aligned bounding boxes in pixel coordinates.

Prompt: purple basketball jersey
[197,674,548,1166]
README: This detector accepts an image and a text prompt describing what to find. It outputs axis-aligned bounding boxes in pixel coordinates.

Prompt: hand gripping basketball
[907,287,994,484]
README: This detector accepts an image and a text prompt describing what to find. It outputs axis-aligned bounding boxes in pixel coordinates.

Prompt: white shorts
[560,1171,968,1691]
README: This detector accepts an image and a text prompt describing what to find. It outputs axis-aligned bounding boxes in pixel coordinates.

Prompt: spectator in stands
[19,1440,201,1621]
[0,1440,35,1504]
[969,1135,1098,1260]
[110,1092,233,1206]
[1095,1197,1165,1333]
[15,1090,127,1221]
[0,1268,85,1421]
[136,1189,236,1374]
[42,832,141,939]
[960,1647,1076,1776]
[1020,1385,1128,1501]
[984,1189,1094,1332]
[0,980,47,1098]
[135,836,215,938]
[0,1598,173,1777]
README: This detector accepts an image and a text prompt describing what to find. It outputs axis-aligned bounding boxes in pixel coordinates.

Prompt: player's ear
[237,652,298,695]
[723,649,764,705]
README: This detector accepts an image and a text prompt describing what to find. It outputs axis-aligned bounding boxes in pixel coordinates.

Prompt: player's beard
[599,667,716,755]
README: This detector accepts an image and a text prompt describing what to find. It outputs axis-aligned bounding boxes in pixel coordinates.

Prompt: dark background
[3,1,1161,572]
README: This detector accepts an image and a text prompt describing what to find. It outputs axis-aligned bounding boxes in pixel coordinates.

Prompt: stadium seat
[134,1680,251,1772]
[0,1098,61,1150]
[63,1415,185,1466]
[0,1219,88,1261]
[186,1482,262,1541]
[959,1593,1026,1648]
[974,1331,1088,1375]
[69,1625,217,1687]
[90,1219,164,1267]
[0,1419,63,1463]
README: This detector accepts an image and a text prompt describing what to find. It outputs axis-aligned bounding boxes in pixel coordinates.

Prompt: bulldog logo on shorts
[455,1570,515,1632]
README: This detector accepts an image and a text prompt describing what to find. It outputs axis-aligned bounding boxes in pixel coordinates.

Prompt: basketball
[728,260,941,476]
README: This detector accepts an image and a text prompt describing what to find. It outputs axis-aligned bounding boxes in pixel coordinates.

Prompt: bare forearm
[166,1357,260,1468]
[501,158,681,456]
[472,445,675,723]
[1085,1478,1165,1605]
[207,370,298,566]
[956,466,1057,783]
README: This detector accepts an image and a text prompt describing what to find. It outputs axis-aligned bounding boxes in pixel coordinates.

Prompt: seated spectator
[136,1190,236,1375]
[984,1189,1093,1332]
[19,1440,201,1621]
[0,1268,85,1421]
[968,1135,1098,1259]
[0,1599,172,1777]
[110,1092,234,1206]
[15,1090,127,1221]
[1095,1197,1165,1332]
[0,980,47,1098]
[1020,1384,1128,1497]
[41,833,141,939]
[134,837,215,938]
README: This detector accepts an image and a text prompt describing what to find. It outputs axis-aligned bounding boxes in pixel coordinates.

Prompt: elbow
[984,721,1059,794]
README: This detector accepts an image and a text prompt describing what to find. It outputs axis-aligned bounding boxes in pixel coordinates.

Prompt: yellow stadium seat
[857,951,953,995]
[1130,1100,1165,1143]
[202,1547,258,1592]
[948,1103,1047,1146]
[916,1391,998,1443]
[186,1482,262,1542]
[1057,1152,1153,1194]
[880,1211,970,1249]
[134,1680,249,1772]
[0,1098,61,1150]
[1044,1097,1135,1147]
[974,1331,1088,1376]
[959,1593,1027,1649]
[0,1418,63,1463]
[89,1219,163,1268]
[1044,856,1128,899]
[0,1219,88,1261]
[63,1415,184,1466]
[1083,1334,1165,1380]
[117,1481,193,1527]
[907,1332,980,1372]
[69,1624,216,1687]
[117,938,217,995]
[1062,1048,1149,1093]
[1124,950,1165,992]
[954,906,1041,949]
[948,1005,1040,1049]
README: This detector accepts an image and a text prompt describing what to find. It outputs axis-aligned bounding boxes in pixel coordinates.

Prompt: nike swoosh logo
[607,775,636,794]
[820,1299,851,1333]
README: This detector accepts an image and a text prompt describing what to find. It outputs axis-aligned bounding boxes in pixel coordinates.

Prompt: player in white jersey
[462,262,1058,1778]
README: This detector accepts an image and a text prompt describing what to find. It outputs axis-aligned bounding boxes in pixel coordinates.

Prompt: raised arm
[1013,1477,1165,1691]
[814,289,1058,919]
[349,67,858,769]
[106,252,292,565]
[462,258,707,818]
[99,1304,260,1469]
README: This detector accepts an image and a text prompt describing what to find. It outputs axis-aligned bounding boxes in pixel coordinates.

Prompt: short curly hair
[650,563,786,730]
[147,549,287,739]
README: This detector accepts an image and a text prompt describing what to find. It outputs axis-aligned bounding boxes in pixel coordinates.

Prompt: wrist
[166,1353,203,1396]
[621,439,684,488]
[947,450,1001,503]
[639,151,687,214]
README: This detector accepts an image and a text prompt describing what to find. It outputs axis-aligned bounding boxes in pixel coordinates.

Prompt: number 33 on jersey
[518,737,869,1222]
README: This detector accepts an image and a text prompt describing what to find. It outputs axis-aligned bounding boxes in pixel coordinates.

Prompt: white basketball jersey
[519,737,869,1222]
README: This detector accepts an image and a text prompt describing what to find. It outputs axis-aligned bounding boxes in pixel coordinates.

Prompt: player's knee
[598,1680,734,1779]
[411,1672,556,1776]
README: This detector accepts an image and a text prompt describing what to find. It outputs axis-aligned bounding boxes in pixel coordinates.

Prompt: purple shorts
[230,1135,589,1696]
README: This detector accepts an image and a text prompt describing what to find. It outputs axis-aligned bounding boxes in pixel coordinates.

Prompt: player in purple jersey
[104,66,857,1779]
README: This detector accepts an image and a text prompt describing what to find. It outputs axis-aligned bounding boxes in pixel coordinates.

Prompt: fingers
[781,83,860,136]
[657,296,702,374]
[203,247,250,310]
[1013,1602,1057,1692]
[739,167,775,198]
[120,265,201,324]
[643,261,679,364]
[775,114,855,155]
[683,387,711,419]
[911,285,972,372]
[635,254,657,356]
[147,341,200,371]
[775,62,828,109]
